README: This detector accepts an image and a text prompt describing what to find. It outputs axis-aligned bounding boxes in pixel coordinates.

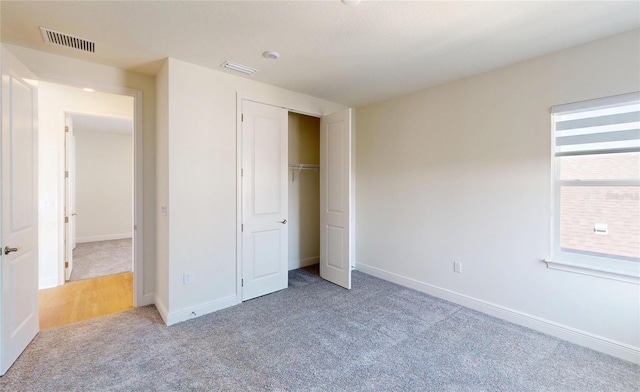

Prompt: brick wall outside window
[560,152,640,260]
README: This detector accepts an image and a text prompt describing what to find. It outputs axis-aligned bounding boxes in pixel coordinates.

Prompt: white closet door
[241,100,289,300]
[320,108,352,289]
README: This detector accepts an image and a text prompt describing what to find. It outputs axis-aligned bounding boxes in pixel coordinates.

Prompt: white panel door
[0,48,39,375]
[242,100,288,301]
[320,109,352,289]
[64,114,76,280]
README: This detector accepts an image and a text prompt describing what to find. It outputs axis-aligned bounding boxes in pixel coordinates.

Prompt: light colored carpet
[69,239,132,281]
[2,267,638,391]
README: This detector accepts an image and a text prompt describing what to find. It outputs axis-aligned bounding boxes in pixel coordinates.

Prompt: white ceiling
[71,113,133,135]
[2,1,639,106]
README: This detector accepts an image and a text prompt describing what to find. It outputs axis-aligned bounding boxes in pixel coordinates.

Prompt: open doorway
[287,112,320,272]
[65,112,134,282]
[37,81,136,329]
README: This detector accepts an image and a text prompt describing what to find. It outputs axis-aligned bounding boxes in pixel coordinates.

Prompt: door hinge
[241,169,244,177]
[241,224,243,232]
[134,225,137,231]
[65,217,69,223]
[241,279,244,287]
[241,113,244,122]
[65,126,69,133]
[65,261,69,268]
[65,171,69,178]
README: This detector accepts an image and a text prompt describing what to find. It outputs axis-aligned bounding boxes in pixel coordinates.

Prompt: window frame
[547,92,640,284]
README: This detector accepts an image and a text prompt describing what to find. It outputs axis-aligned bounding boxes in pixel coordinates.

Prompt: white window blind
[552,92,640,157]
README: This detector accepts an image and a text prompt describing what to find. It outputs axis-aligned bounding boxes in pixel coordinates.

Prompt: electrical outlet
[454,262,462,273]
[183,272,192,285]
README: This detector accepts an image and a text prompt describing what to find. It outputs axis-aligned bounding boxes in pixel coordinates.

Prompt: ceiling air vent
[40,27,95,53]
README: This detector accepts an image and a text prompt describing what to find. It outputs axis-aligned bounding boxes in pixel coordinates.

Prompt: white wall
[37,81,133,288]
[75,129,133,242]
[155,57,344,325]
[288,112,320,270]
[7,45,157,305]
[355,30,640,362]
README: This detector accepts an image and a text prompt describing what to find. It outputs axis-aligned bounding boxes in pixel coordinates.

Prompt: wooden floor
[38,272,133,330]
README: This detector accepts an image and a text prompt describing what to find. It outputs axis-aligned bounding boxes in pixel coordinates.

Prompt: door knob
[280,219,287,224]
[4,246,21,255]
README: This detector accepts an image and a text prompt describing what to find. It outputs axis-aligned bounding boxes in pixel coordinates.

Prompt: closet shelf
[288,163,319,182]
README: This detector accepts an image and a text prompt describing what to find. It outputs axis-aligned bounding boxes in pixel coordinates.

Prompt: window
[549,92,640,283]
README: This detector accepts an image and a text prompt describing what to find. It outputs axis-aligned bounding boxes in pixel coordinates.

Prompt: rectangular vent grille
[40,27,95,53]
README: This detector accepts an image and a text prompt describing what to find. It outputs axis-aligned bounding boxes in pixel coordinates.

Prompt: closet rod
[288,163,319,182]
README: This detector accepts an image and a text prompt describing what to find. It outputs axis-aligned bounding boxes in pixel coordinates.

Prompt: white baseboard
[356,262,640,364]
[154,295,169,324]
[289,256,319,271]
[76,233,132,243]
[38,276,60,290]
[165,295,238,326]
[137,293,155,307]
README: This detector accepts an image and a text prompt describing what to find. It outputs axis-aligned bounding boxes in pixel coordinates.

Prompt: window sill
[544,257,639,284]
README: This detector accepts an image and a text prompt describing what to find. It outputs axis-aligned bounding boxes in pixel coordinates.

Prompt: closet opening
[237,97,352,302]
[287,112,321,273]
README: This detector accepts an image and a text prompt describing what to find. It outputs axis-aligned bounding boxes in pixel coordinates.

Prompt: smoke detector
[263,51,280,60]
[40,27,95,53]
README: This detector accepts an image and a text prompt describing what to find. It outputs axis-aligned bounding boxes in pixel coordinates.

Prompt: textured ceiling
[2,1,639,106]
